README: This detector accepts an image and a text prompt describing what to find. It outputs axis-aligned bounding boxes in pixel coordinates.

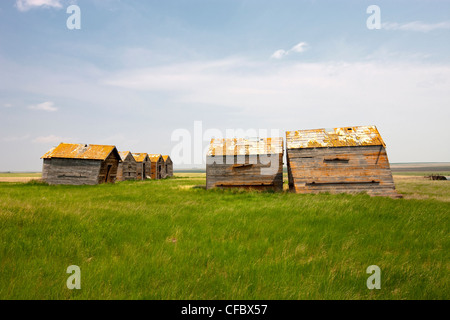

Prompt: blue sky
[1,0,449,170]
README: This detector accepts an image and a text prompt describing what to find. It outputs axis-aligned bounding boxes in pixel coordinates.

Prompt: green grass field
[0,173,448,299]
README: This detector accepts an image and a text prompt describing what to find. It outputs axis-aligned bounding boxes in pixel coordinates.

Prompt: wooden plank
[206,154,283,191]
[286,145,399,197]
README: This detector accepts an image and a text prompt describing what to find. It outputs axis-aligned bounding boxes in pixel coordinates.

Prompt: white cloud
[270,49,287,60]
[290,42,308,53]
[271,42,309,59]
[103,57,450,116]
[32,135,71,144]
[16,0,63,12]
[4,103,13,108]
[28,101,58,112]
[382,21,450,32]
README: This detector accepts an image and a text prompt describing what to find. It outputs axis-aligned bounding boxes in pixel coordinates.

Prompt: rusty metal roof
[162,155,171,162]
[118,151,135,162]
[286,125,386,149]
[41,143,117,160]
[207,137,284,156]
[132,153,149,163]
[148,154,163,163]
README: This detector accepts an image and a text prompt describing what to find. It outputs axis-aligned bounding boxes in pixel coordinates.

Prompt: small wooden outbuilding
[162,155,173,178]
[41,143,120,185]
[206,137,284,191]
[132,153,152,180]
[117,151,137,181]
[286,125,400,197]
[148,154,164,180]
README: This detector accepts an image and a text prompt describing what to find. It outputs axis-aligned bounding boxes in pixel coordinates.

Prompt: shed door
[142,163,146,180]
[105,164,112,183]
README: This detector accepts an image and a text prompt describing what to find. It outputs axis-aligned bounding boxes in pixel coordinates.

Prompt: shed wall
[117,157,137,181]
[206,154,283,191]
[151,159,164,179]
[98,152,120,183]
[42,158,101,185]
[286,145,398,196]
[166,160,173,177]
[136,159,151,180]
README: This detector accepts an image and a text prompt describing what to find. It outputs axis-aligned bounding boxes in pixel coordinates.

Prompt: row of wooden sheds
[41,143,173,185]
[206,125,400,198]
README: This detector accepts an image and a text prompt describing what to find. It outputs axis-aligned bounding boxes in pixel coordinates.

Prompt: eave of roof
[132,153,149,163]
[41,143,117,160]
[207,137,284,156]
[148,154,163,162]
[286,125,386,149]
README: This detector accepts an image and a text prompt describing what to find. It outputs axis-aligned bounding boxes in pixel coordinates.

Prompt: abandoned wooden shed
[162,155,173,178]
[132,153,151,180]
[117,151,137,181]
[148,154,164,180]
[41,143,120,185]
[206,137,284,191]
[286,125,400,197]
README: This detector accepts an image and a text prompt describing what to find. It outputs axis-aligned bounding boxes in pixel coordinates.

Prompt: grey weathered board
[286,145,400,197]
[135,157,152,180]
[206,154,284,191]
[117,153,137,181]
[150,156,164,180]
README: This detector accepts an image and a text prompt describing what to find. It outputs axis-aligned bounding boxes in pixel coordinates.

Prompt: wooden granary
[117,151,137,181]
[132,153,152,180]
[148,154,164,180]
[285,125,400,197]
[162,155,173,178]
[41,143,120,185]
[206,137,284,191]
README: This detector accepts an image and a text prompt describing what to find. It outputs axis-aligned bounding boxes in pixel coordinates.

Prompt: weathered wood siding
[136,159,151,180]
[151,158,164,179]
[117,156,137,181]
[150,161,157,179]
[286,145,399,197]
[160,163,167,179]
[206,154,283,191]
[136,162,143,180]
[42,158,102,185]
[144,159,152,179]
[165,160,173,177]
[136,162,146,180]
[98,152,120,183]
[117,162,124,181]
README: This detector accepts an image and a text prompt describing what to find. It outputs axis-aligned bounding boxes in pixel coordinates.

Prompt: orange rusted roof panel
[41,147,56,159]
[118,151,134,162]
[132,153,149,163]
[286,125,386,149]
[162,155,171,162]
[207,137,284,156]
[41,143,116,160]
[148,154,163,162]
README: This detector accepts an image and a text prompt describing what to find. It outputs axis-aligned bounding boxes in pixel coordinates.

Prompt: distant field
[392,172,450,177]
[0,173,448,300]
[0,172,42,177]
[390,162,450,173]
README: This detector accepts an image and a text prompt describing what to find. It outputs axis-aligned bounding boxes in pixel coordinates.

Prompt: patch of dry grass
[393,175,450,202]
